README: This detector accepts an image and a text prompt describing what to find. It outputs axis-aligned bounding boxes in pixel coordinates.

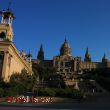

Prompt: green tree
[9,69,37,95]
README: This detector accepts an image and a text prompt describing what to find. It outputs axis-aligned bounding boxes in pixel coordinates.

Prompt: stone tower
[0,6,32,81]
[0,7,15,41]
[102,53,108,63]
[84,47,91,62]
[37,45,44,60]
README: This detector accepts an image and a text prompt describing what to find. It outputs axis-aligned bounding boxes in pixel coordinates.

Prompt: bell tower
[37,44,44,60]
[84,47,91,62]
[0,5,15,41]
[0,3,32,82]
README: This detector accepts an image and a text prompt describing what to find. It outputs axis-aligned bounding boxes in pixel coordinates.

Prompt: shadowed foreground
[0,94,110,110]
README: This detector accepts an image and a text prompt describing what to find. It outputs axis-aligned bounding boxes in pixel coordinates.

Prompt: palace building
[33,39,110,86]
[0,8,32,81]
[0,6,110,85]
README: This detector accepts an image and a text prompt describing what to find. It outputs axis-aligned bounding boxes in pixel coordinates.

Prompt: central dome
[60,39,72,56]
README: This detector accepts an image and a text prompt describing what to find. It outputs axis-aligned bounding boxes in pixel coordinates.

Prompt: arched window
[0,32,6,40]
[0,51,4,76]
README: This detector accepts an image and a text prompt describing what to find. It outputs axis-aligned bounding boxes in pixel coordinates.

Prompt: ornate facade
[34,38,110,86]
[0,6,110,85]
[0,8,32,81]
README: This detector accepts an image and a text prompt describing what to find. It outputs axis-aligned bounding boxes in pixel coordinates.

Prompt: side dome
[60,39,72,56]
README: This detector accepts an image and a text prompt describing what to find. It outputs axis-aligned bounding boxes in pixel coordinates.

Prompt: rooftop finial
[86,47,89,53]
[65,36,67,42]
[40,44,43,51]
[7,1,11,11]
[103,53,106,59]
[27,50,32,58]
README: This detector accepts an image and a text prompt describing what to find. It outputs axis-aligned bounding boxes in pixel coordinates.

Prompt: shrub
[72,89,83,99]
[44,88,56,96]
[0,88,4,98]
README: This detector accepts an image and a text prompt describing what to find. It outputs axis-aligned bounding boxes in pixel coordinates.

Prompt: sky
[0,0,110,61]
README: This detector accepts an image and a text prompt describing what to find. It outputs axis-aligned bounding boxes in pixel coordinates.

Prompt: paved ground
[0,102,110,110]
[0,107,48,110]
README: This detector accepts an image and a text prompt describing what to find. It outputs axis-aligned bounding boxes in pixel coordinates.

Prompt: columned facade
[0,8,32,81]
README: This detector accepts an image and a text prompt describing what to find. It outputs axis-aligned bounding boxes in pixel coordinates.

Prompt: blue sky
[1,0,110,61]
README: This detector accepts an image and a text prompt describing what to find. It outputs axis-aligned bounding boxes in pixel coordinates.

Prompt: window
[0,51,4,77]
[55,61,58,67]
[65,69,69,72]
[61,62,63,67]
[0,32,6,41]
[60,69,63,72]
[65,62,70,67]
